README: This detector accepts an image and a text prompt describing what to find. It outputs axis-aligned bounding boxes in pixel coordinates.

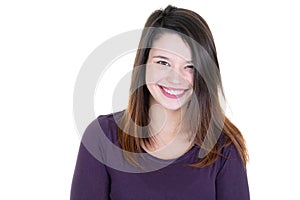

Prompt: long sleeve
[71,112,250,199]
[70,143,110,199]
[216,144,250,199]
[70,118,111,200]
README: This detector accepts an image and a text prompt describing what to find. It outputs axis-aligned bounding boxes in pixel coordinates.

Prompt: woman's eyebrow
[152,55,169,60]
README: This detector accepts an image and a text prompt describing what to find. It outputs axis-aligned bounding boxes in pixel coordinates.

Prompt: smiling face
[146,33,194,111]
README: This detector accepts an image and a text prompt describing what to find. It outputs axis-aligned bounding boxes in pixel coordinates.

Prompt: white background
[1,0,300,199]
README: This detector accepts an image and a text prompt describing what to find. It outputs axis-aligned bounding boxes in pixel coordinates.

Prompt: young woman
[71,5,250,200]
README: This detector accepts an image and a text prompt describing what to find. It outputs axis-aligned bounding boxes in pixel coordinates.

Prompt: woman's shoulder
[215,133,245,169]
[81,110,125,148]
[96,110,124,127]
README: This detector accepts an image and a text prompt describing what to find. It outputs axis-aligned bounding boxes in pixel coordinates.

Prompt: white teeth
[162,87,185,95]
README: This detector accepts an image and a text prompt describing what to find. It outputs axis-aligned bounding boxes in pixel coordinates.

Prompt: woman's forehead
[151,33,192,62]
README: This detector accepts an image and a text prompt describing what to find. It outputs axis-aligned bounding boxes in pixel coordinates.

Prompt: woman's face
[146,33,194,111]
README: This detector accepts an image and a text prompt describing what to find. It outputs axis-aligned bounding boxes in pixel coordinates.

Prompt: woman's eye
[157,60,170,66]
[184,65,194,70]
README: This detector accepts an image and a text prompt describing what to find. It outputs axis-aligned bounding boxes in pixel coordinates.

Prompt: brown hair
[117,5,248,168]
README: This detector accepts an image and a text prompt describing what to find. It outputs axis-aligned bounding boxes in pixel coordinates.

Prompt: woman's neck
[147,102,189,147]
[141,100,194,155]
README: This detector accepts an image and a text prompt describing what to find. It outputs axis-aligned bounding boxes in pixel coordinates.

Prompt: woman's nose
[166,68,186,86]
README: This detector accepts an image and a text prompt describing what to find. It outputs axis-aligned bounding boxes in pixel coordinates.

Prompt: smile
[159,85,188,99]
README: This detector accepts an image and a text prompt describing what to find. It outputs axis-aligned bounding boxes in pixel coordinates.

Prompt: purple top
[71,111,250,200]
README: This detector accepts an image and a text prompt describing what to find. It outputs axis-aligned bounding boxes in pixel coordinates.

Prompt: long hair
[117,5,248,168]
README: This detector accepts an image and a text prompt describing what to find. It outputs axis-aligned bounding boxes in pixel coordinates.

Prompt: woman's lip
[158,85,188,91]
[158,85,188,99]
